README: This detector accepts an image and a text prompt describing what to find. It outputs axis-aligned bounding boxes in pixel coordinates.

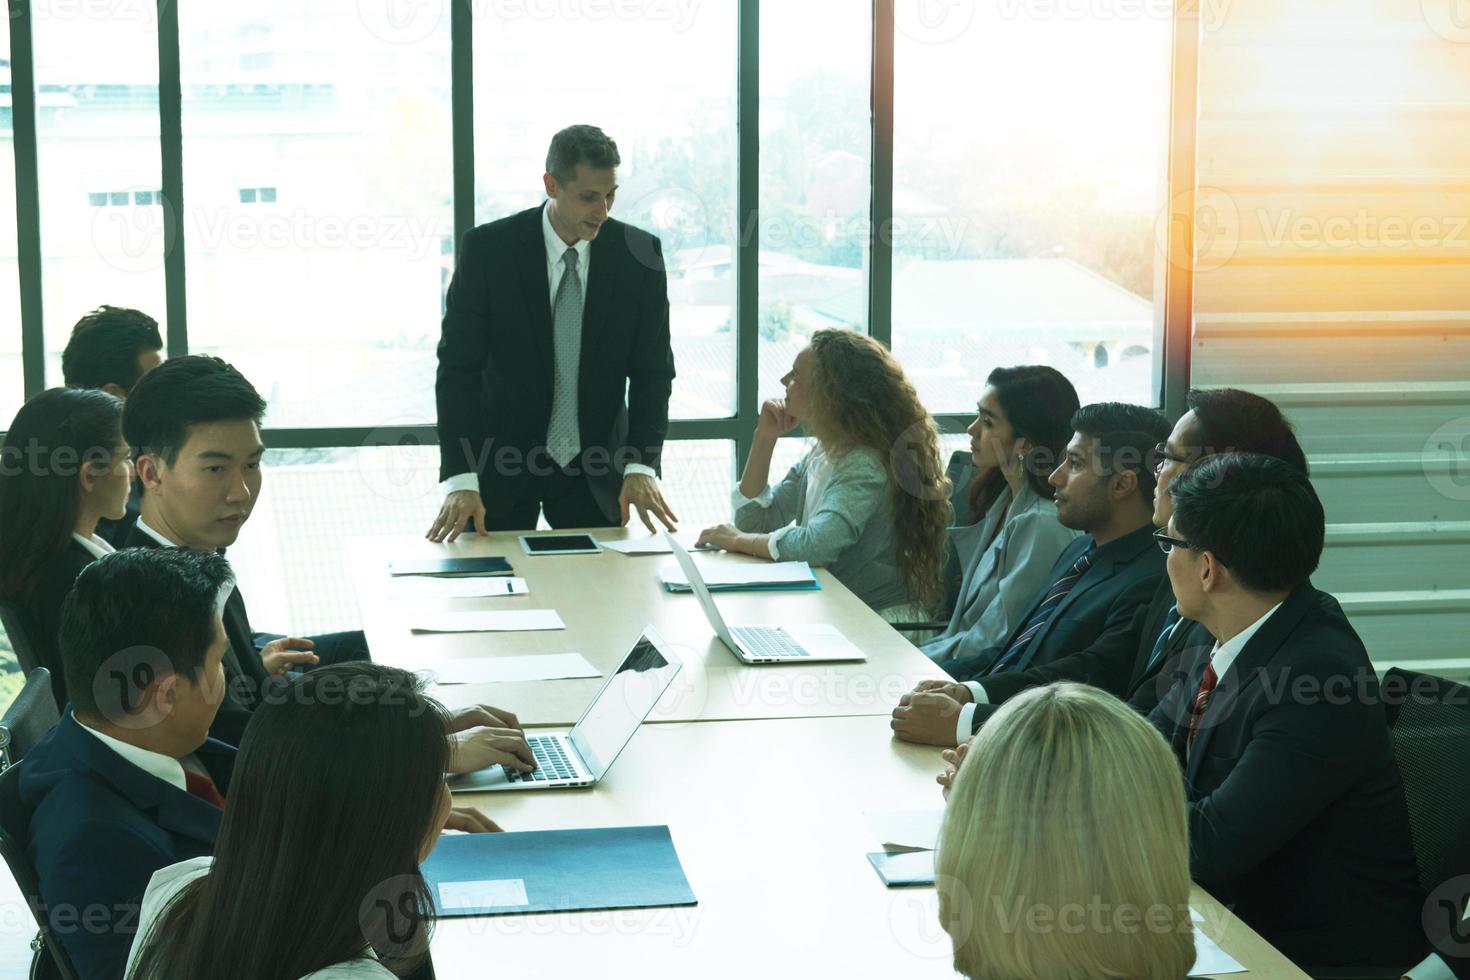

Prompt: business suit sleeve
[756,450,887,567]
[435,227,495,483]
[620,234,675,475]
[1182,655,1391,887]
[978,596,1152,706]
[33,805,173,980]
[733,455,808,533]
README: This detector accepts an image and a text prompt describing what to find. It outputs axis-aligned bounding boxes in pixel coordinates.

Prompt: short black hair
[123,354,266,465]
[1185,388,1308,475]
[1070,402,1171,500]
[61,306,163,392]
[546,125,620,185]
[59,548,235,720]
[1170,452,1324,593]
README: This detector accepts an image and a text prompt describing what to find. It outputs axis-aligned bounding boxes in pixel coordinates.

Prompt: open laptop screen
[569,630,680,779]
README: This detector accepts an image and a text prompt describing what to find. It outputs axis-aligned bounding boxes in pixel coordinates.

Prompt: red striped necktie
[1186,661,1219,753]
[184,769,225,809]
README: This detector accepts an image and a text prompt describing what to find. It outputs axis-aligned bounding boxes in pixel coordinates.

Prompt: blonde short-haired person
[936,683,1196,980]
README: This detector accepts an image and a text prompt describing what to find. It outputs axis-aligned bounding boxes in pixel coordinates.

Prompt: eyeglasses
[1153,528,1193,555]
[1150,442,1192,474]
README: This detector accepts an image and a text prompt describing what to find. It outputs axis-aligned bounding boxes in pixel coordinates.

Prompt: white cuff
[623,463,656,479]
[731,485,776,512]
[766,526,791,562]
[963,681,988,705]
[441,473,480,495]
[956,702,978,743]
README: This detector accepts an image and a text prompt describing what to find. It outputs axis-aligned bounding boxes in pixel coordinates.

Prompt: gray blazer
[732,446,910,611]
[921,483,1080,663]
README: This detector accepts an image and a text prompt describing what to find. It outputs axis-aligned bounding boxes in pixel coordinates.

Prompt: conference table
[352,528,1310,979]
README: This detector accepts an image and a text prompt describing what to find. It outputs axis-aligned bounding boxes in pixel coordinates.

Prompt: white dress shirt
[71,531,116,560]
[134,516,180,549]
[1208,600,1284,683]
[441,202,654,496]
[77,719,187,794]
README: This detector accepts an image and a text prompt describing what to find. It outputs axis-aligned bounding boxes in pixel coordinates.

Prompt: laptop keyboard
[731,626,810,658]
[505,736,578,782]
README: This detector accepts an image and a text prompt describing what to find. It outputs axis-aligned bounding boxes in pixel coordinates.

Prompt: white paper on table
[420,653,600,685]
[409,610,565,633]
[1188,908,1247,976]
[865,809,943,852]
[386,576,530,599]
[660,559,817,588]
[604,535,713,556]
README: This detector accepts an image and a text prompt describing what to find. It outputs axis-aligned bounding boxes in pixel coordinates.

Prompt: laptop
[665,534,867,664]
[448,627,682,792]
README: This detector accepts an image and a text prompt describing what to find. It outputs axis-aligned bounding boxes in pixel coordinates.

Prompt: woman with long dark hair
[0,387,131,708]
[921,365,1082,664]
[695,329,951,620]
[127,663,455,979]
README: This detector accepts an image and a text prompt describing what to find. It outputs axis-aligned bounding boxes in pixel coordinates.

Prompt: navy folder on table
[422,825,698,917]
[867,850,936,887]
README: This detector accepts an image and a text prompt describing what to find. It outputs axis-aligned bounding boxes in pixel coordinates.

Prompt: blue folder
[422,825,698,917]
[867,850,936,887]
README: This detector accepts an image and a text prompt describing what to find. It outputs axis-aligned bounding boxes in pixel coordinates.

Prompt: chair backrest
[0,669,60,771]
[932,450,979,621]
[0,762,81,980]
[0,599,42,675]
[1384,667,1470,897]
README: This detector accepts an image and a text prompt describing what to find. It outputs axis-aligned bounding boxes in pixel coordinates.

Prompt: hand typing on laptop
[444,703,537,776]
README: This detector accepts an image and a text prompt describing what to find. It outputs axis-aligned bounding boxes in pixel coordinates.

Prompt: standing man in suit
[908,387,1311,737]
[1150,453,1423,970]
[429,124,678,539]
[20,549,236,980]
[892,402,1169,746]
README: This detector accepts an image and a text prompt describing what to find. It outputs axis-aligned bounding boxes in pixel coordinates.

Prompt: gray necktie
[547,247,583,467]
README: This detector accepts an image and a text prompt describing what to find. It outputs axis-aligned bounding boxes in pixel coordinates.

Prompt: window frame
[6,0,1199,463]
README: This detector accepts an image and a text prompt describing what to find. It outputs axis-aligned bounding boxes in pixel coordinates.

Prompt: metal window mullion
[451,0,475,258]
[733,0,759,473]
[157,0,188,357]
[869,0,894,349]
[11,0,45,397]
[1158,0,1202,419]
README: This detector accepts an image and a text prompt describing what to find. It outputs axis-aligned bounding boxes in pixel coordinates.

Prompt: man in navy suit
[1150,453,1423,970]
[19,548,236,980]
[428,124,678,539]
[893,402,1170,745]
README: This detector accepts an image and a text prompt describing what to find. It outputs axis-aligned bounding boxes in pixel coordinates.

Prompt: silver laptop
[448,627,681,791]
[665,534,866,664]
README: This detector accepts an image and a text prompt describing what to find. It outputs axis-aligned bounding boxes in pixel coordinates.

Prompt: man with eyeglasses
[1147,452,1422,972]
[895,388,1308,746]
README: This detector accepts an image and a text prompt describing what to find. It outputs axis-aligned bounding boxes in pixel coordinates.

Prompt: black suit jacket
[1148,584,1424,969]
[19,711,232,980]
[123,526,269,746]
[11,540,97,712]
[435,204,676,521]
[967,574,1213,734]
[938,522,1166,686]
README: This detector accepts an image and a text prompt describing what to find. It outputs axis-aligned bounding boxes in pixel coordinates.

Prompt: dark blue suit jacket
[18,712,232,980]
[1148,584,1424,969]
[937,522,1165,684]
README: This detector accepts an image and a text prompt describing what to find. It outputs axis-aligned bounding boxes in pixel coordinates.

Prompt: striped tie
[546,248,583,468]
[1186,661,1219,753]
[990,548,1095,673]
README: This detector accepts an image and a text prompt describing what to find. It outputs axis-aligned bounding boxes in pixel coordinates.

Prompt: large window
[892,2,1171,413]
[180,1,453,429]
[757,2,871,401]
[472,2,739,421]
[33,7,164,387]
